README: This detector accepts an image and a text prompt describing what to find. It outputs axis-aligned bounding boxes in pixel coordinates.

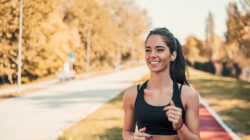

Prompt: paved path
[0,66,149,140]
[200,103,233,140]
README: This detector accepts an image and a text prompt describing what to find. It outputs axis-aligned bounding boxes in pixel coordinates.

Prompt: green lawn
[58,67,250,140]
[188,67,250,139]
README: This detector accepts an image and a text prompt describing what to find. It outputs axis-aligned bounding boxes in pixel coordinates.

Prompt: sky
[135,0,240,44]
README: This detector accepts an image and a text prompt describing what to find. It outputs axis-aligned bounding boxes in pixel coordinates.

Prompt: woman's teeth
[150,61,159,64]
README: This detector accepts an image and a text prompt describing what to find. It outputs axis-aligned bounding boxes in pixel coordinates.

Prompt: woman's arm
[122,86,152,140]
[122,86,137,140]
[178,86,200,140]
[163,85,200,140]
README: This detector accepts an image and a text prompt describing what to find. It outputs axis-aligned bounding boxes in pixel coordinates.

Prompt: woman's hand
[163,100,183,130]
[133,127,152,140]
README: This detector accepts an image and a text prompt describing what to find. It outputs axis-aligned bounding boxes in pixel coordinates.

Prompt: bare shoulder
[182,84,199,98]
[123,85,138,108]
[180,84,199,109]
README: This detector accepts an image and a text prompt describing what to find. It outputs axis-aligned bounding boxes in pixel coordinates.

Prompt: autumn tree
[205,11,215,60]
[225,1,250,67]
[62,0,121,73]
[182,36,210,64]
[0,0,151,85]
[103,0,151,61]
[0,0,67,83]
[63,0,151,73]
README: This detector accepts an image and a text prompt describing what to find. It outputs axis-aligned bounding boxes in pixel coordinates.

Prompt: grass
[58,66,249,140]
[188,67,250,140]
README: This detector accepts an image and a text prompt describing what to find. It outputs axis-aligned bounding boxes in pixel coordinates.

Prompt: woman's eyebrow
[145,46,165,49]
[156,46,165,48]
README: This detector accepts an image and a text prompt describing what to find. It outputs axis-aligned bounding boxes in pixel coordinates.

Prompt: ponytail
[170,38,189,85]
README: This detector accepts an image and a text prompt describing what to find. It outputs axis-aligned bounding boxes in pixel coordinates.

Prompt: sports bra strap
[137,84,140,93]
[180,84,183,95]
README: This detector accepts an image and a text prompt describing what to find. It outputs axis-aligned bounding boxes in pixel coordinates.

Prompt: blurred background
[0,0,249,139]
[0,0,151,86]
[0,0,249,86]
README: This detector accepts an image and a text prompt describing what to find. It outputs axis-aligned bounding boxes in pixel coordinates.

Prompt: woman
[122,27,200,140]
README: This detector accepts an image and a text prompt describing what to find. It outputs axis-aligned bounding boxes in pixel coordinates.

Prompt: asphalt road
[0,66,149,140]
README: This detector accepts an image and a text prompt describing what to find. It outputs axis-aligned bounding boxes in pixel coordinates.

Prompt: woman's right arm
[122,86,137,140]
[122,86,152,140]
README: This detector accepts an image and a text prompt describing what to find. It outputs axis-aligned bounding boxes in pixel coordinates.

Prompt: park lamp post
[86,24,92,77]
[17,0,23,94]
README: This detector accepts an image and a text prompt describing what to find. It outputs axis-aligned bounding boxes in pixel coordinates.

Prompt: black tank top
[134,80,185,135]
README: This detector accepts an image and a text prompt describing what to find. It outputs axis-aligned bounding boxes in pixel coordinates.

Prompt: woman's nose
[150,50,157,57]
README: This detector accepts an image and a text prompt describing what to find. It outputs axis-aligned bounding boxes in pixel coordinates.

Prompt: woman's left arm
[163,86,200,140]
[177,87,200,140]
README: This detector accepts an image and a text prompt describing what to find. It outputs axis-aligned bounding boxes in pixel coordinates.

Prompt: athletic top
[134,80,185,135]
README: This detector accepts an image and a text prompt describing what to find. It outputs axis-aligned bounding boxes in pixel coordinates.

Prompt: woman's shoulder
[181,84,199,97]
[123,85,139,107]
[180,83,199,106]
[124,85,138,97]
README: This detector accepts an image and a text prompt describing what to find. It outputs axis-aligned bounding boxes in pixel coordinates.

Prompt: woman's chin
[149,68,162,73]
[148,66,168,73]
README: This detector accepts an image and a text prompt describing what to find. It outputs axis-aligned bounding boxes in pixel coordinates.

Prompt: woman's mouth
[150,61,160,64]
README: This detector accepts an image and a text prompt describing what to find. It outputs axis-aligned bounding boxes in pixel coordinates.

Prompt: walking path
[0,65,241,140]
[0,66,149,140]
[200,102,234,140]
[199,96,241,140]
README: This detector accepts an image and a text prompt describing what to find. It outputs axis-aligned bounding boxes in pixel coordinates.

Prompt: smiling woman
[122,28,200,140]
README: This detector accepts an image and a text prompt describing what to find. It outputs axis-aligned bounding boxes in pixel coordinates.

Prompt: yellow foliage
[0,0,151,84]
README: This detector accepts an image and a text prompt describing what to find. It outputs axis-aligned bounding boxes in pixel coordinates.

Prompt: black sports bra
[134,80,185,135]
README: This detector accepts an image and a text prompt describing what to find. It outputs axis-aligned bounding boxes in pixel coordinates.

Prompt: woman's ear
[170,51,177,61]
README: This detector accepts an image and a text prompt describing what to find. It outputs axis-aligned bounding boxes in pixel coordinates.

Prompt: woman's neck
[148,69,173,90]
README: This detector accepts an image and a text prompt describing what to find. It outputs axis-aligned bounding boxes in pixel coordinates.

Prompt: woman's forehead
[145,35,167,47]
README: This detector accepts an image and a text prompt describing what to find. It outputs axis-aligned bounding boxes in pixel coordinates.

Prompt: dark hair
[145,27,189,86]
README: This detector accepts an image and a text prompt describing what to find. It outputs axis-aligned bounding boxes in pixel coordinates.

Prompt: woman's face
[145,34,176,73]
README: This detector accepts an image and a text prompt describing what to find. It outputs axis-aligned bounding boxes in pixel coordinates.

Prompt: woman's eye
[157,49,164,52]
[145,49,151,52]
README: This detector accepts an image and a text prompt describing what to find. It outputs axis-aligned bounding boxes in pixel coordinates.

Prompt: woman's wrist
[175,118,184,131]
[177,124,185,132]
